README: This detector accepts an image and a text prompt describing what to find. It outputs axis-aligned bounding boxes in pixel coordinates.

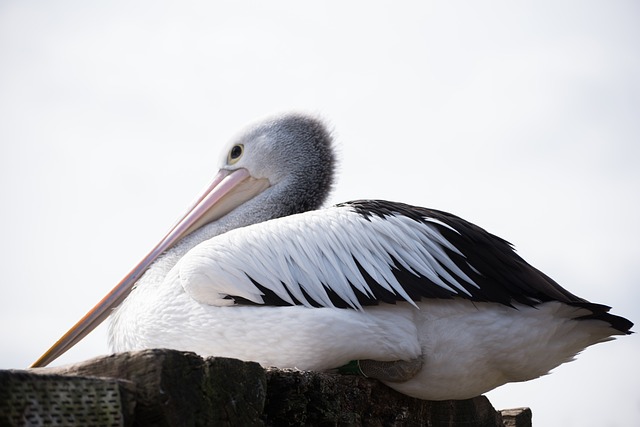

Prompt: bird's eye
[228,144,244,164]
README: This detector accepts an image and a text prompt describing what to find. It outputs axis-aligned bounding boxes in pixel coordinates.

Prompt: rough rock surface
[1,349,531,426]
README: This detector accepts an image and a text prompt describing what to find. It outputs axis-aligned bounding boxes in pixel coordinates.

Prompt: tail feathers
[570,302,634,335]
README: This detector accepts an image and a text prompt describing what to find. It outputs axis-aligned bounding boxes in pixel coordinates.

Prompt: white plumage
[33,113,633,402]
[179,206,475,308]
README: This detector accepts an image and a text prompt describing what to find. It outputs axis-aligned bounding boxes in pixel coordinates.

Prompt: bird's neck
[144,181,304,285]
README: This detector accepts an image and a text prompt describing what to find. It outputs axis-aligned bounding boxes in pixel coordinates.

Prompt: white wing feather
[178,205,476,308]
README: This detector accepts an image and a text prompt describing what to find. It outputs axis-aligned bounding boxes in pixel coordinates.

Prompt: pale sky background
[1,1,638,426]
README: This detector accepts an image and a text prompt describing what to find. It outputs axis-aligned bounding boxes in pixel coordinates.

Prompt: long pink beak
[31,167,267,367]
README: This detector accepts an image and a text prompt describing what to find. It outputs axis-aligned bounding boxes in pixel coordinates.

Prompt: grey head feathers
[235,113,336,216]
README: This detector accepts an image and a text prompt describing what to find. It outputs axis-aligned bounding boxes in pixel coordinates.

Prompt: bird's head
[217,113,336,213]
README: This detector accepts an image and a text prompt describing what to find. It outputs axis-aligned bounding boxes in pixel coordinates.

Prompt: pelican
[32,114,632,400]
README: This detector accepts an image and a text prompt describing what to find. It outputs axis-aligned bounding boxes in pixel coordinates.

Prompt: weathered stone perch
[0,349,531,426]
